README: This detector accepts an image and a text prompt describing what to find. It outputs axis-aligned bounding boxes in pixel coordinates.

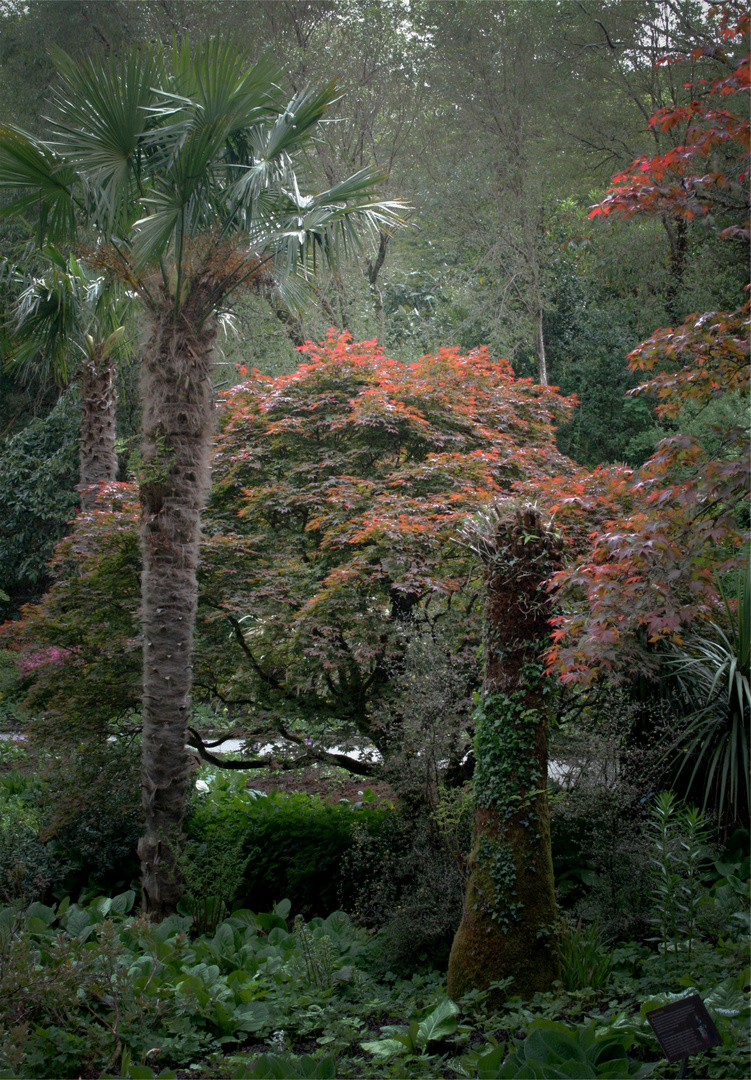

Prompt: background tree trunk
[447,503,561,1004]
[535,308,548,387]
[137,299,216,919]
[77,349,118,510]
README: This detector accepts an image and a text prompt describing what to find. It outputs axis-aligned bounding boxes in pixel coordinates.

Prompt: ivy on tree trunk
[447,502,561,1003]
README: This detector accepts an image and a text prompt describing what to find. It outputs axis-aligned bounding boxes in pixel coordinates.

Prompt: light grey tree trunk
[535,309,548,387]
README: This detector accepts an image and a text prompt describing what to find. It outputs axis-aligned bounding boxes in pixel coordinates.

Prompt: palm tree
[0,37,402,916]
[5,249,128,508]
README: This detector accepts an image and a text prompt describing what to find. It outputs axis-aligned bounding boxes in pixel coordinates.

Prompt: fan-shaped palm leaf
[46,44,161,235]
[168,36,282,136]
[5,248,131,385]
[0,126,77,244]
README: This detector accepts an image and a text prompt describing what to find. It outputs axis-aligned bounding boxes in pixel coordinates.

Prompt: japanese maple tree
[539,2,749,824]
[197,332,576,767]
[589,2,749,241]
[4,334,578,800]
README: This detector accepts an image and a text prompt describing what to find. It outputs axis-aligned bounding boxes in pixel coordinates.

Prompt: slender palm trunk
[447,505,561,1004]
[78,349,118,509]
[137,298,216,919]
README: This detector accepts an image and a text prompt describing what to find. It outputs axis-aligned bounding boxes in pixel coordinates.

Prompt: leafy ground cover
[1,739,749,1079]
[0,886,748,1080]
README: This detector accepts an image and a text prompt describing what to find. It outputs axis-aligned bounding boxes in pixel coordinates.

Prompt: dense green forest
[0,2,748,1078]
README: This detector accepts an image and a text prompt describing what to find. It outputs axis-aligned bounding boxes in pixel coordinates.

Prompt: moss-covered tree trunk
[447,503,561,1003]
[136,297,216,919]
[78,348,118,510]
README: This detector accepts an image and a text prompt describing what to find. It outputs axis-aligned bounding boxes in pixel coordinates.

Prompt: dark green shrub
[550,694,674,941]
[343,808,466,975]
[0,392,79,621]
[185,776,391,918]
[0,777,65,903]
[50,803,142,900]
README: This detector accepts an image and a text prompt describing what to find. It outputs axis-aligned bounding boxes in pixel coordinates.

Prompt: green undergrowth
[0,890,748,1080]
[185,772,394,918]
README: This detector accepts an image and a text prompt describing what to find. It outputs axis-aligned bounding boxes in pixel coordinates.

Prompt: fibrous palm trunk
[78,349,118,509]
[137,297,216,919]
[447,504,561,1004]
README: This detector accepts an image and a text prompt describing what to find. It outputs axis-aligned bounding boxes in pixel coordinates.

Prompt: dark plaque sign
[645,995,721,1064]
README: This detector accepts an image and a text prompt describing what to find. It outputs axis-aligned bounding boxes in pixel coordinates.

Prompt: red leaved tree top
[201,332,578,749]
[590,2,750,240]
[541,2,750,685]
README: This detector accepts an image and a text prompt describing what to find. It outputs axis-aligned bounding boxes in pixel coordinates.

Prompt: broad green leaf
[110,889,136,915]
[416,997,460,1044]
[213,998,236,1032]
[214,921,236,951]
[26,901,56,925]
[65,907,92,938]
[476,1043,507,1078]
[524,1027,586,1066]
[234,1001,271,1033]
[360,1038,405,1058]
[27,916,52,935]
[95,896,112,916]
[556,1060,597,1078]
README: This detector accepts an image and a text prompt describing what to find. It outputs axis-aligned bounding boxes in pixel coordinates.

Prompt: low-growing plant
[177,832,250,934]
[0,890,379,1078]
[229,1053,337,1078]
[361,998,460,1059]
[648,791,714,959]
[558,917,614,992]
[0,786,65,903]
[291,914,343,991]
[477,1019,655,1078]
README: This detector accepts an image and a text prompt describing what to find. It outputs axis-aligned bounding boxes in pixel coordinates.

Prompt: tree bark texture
[447,504,561,1004]
[137,299,216,919]
[78,349,118,509]
[535,309,548,387]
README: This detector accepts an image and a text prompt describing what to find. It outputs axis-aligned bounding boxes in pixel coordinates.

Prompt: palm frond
[0,126,77,245]
[257,82,339,163]
[3,248,132,386]
[47,44,161,236]
[168,37,283,136]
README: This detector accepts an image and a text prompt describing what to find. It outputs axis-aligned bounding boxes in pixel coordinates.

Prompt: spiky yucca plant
[669,570,750,831]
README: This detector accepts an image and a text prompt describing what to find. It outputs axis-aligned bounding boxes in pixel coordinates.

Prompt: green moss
[448,680,560,1004]
[447,507,562,1003]
[447,796,559,1004]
